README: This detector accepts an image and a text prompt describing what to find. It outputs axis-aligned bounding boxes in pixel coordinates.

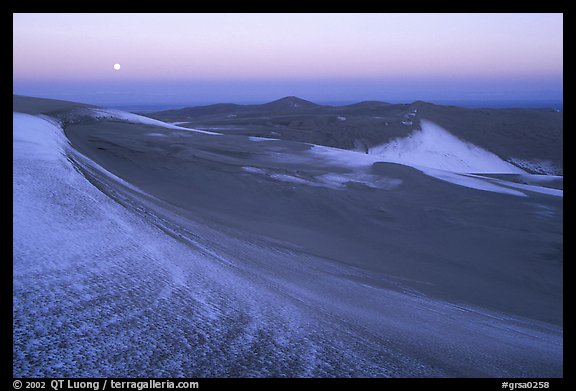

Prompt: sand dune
[13,96,563,377]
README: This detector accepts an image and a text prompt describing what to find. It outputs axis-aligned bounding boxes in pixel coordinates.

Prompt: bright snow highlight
[369,119,525,174]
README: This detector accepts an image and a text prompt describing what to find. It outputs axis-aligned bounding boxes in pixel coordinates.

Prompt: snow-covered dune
[15,111,350,376]
[300,142,559,198]
[369,119,525,174]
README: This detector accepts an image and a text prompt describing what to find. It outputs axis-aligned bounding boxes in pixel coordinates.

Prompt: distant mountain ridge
[152,96,322,117]
[147,96,563,175]
[149,96,561,117]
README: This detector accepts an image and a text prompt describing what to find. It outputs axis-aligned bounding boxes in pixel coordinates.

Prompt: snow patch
[270,173,310,185]
[469,175,563,197]
[243,148,402,191]
[420,168,527,197]
[242,166,268,175]
[13,112,68,161]
[369,120,525,174]
[249,136,279,142]
[317,172,402,190]
[243,167,317,187]
[404,109,417,118]
[89,109,221,135]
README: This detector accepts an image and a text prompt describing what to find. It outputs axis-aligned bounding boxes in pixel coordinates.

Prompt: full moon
[113,63,121,71]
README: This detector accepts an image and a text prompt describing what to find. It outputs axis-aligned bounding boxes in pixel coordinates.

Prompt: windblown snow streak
[13,102,563,377]
[89,108,222,135]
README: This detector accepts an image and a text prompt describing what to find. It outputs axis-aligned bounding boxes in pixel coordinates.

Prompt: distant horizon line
[13,93,564,112]
[104,98,564,112]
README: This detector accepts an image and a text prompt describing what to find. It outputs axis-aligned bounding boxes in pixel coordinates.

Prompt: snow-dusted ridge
[369,119,525,174]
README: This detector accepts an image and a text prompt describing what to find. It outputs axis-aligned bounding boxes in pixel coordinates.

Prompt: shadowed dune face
[13,95,563,377]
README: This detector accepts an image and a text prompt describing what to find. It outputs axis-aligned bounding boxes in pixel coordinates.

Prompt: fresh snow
[13,113,68,160]
[369,119,525,174]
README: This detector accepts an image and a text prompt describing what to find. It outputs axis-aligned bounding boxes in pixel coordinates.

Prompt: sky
[13,13,563,107]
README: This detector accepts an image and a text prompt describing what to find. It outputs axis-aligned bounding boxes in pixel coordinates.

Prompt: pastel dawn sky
[13,13,563,106]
